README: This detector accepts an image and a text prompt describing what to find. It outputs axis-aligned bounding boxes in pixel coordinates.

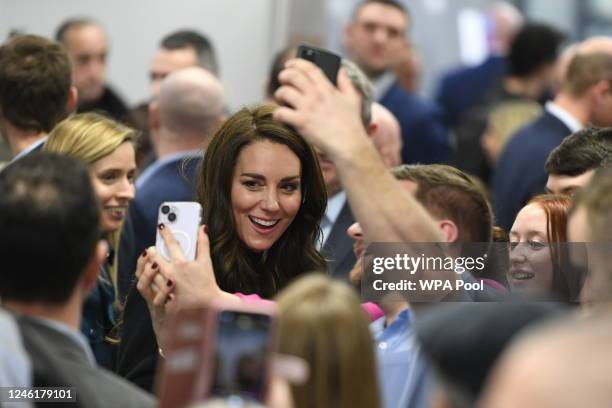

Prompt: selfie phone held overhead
[156,201,202,261]
[297,44,341,86]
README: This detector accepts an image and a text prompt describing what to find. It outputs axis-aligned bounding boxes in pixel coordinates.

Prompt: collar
[11,136,48,163]
[545,101,583,133]
[370,308,412,338]
[136,149,203,189]
[372,71,397,101]
[324,191,347,225]
[29,315,97,367]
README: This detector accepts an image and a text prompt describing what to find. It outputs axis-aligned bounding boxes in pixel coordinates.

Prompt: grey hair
[341,58,373,127]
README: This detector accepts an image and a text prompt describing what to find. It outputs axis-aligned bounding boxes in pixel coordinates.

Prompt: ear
[148,100,160,132]
[592,79,610,102]
[438,219,459,243]
[66,86,78,113]
[81,240,107,293]
[366,122,378,137]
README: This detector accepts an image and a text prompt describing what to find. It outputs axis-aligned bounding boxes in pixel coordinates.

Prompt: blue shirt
[370,309,431,408]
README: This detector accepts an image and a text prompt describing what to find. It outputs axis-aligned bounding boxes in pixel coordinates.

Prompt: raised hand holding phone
[155,202,202,261]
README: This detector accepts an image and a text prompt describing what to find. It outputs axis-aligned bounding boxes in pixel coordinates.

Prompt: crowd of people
[2,0,612,407]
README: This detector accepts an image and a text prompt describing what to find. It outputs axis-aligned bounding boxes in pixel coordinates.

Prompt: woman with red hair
[508,194,584,302]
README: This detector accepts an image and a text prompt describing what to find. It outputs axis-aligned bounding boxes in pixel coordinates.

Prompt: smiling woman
[199,104,328,297]
[43,112,137,368]
[508,194,584,302]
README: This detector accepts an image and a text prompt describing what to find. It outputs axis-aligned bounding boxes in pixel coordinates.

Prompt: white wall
[0,0,290,112]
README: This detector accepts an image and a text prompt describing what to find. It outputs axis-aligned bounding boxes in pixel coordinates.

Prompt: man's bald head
[488,2,524,54]
[480,314,612,408]
[157,66,224,136]
[577,36,612,55]
[370,102,402,167]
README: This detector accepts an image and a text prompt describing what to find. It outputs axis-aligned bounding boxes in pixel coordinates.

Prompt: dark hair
[508,23,564,77]
[392,164,493,243]
[0,34,72,133]
[545,128,612,176]
[353,0,408,19]
[197,104,327,297]
[55,17,97,44]
[161,29,219,75]
[0,153,100,304]
[266,45,297,99]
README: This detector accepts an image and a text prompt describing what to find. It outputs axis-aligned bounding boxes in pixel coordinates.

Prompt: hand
[135,250,174,348]
[273,58,372,162]
[150,224,239,311]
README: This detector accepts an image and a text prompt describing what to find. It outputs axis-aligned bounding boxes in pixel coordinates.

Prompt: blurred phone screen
[210,310,272,402]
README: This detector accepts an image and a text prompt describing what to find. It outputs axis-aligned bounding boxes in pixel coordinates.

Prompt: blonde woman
[44,112,137,369]
[276,274,381,408]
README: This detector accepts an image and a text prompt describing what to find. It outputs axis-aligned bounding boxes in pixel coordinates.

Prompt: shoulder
[383,84,443,120]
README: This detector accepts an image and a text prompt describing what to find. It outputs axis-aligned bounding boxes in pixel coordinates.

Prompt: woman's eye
[281,183,299,193]
[509,241,519,250]
[242,180,260,189]
[529,241,545,250]
[99,173,117,182]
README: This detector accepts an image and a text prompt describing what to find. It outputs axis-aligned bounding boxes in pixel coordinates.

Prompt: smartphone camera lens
[161,205,170,214]
[168,212,177,222]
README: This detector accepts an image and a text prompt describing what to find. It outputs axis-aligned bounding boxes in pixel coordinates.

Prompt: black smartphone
[297,44,341,85]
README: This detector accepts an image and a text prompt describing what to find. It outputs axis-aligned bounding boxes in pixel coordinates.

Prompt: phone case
[155,201,202,261]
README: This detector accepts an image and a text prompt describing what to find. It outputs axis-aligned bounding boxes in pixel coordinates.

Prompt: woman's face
[231,140,302,252]
[508,203,553,295]
[89,142,136,234]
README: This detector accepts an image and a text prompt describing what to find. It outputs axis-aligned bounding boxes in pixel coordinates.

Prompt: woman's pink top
[235,293,384,322]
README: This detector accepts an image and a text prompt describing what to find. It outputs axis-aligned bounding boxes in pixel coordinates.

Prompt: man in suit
[344,0,450,165]
[0,153,154,408]
[0,35,77,163]
[436,2,523,125]
[493,37,612,231]
[118,67,224,300]
[55,18,128,120]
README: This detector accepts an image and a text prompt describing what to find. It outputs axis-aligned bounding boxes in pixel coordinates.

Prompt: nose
[117,177,135,202]
[509,242,527,266]
[261,188,280,212]
[347,222,363,240]
[373,27,388,44]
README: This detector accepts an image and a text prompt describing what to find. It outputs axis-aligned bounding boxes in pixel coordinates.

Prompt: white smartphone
[155,201,202,261]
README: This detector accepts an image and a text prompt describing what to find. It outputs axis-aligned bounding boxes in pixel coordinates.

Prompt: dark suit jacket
[380,82,451,165]
[492,111,572,231]
[77,85,128,121]
[118,156,201,302]
[436,56,507,125]
[16,315,155,408]
[322,201,356,281]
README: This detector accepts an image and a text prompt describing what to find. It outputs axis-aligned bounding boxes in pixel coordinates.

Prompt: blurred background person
[56,18,128,120]
[436,2,524,125]
[450,22,564,184]
[276,274,381,408]
[0,34,76,164]
[481,101,542,166]
[118,67,225,301]
[545,127,612,196]
[128,29,219,170]
[493,36,612,231]
[343,0,451,165]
